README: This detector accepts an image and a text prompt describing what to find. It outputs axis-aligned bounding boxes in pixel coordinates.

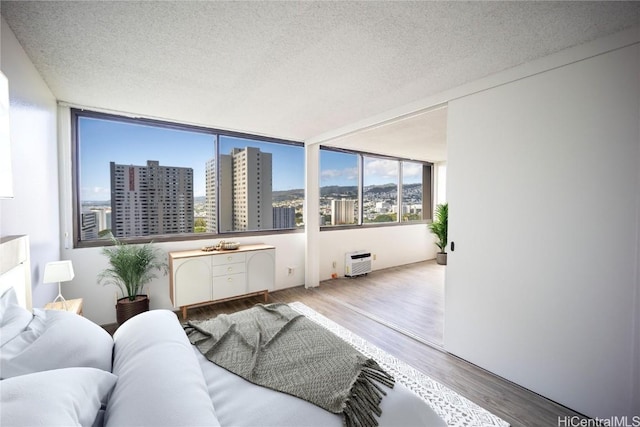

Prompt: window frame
[71,108,304,248]
[319,146,433,231]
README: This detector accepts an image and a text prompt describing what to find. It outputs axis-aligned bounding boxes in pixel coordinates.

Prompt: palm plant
[428,203,448,254]
[98,236,168,301]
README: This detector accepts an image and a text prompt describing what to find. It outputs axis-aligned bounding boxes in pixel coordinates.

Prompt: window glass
[74,110,303,245]
[320,148,430,227]
[319,150,358,225]
[401,161,423,221]
[219,136,304,232]
[78,116,214,241]
[363,156,398,223]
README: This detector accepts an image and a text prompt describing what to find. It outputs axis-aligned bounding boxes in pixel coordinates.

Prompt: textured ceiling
[1,1,639,161]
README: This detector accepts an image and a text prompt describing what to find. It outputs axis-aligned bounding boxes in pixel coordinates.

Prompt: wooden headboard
[0,235,32,310]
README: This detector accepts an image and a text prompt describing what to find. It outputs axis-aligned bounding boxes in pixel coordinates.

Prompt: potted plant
[428,203,448,265]
[98,236,168,325]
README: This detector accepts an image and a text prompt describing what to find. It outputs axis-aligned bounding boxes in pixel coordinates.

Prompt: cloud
[402,162,422,178]
[364,158,397,180]
[321,167,358,184]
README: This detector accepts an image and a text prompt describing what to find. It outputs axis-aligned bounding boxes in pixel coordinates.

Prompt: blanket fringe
[342,359,395,427]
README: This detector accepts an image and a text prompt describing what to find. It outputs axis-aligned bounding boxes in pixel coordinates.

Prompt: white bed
[0,235,31,311]
[0,235,504,427]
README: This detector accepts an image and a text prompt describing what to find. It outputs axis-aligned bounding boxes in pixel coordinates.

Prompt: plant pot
[436,252,447,265]
[116,295,149,325]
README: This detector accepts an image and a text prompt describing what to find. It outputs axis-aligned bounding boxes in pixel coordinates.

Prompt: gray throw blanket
[184,303,394,427]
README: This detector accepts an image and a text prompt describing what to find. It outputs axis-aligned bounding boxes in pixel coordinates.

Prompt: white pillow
[0,287,32,347]
[106,310,220,427]
[1,309,114,379]
[0,367,117,427]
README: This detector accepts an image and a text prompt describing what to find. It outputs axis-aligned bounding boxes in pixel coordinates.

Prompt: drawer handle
[227,277,233,282]
[227,256,233,261]
[227,266,233,272]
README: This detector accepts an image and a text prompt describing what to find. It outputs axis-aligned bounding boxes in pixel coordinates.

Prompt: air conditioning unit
[345,251,372,277]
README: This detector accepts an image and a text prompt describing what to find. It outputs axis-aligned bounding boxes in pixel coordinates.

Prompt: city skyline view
[77,113,426,240]
[79,116,422,203]
[79,117,305,202]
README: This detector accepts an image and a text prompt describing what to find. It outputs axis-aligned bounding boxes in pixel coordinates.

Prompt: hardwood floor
[183,261,586,427]
[311,260,445,347]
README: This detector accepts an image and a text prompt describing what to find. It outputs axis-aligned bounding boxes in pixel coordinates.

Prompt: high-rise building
[217,154,233,232]
[207,147,273,232]
[231,147,272,231]
[89,207,111,234]
[331,198,356,225]
[110,160,193,237]
[205,158,216,233]
[205,147,274,232]
[273,206,295,229]
[81,211,98,240]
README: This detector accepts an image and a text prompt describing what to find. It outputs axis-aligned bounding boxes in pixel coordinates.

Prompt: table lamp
[43,260,75,310]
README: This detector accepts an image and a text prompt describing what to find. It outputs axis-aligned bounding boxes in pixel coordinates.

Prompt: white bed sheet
[194,347,446,427]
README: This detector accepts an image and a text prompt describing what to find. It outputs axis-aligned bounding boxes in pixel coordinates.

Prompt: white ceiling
[2,1,639,162]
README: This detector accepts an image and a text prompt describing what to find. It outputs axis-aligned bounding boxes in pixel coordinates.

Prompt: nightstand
[44,298,83,316]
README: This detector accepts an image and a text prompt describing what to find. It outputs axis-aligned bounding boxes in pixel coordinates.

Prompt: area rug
[289,301,510,427]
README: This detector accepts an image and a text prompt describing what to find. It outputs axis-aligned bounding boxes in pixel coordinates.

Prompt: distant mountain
[141,183,420,205]
[320,185,358,196]
[273,188,304,202]
[363,183,396,194]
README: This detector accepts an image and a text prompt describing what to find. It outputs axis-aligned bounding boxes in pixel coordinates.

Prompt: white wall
[0,18,59,308]
[319,225,436,281]
[60,232,306,325]
[445,42,640,419]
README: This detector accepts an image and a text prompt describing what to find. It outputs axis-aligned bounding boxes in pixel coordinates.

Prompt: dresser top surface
[169,244,275,260]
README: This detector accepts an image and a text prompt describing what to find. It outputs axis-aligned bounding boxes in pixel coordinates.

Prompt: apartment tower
[207,147,273,232]
[230,147,272,231]
[273,206,295,229]
[331,198,356,225]
[110,160,194,237]
[206,155,234,233]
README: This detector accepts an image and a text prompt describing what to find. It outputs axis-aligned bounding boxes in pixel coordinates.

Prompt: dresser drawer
[212,273,246,299]
[212,262,245,277]
[212,252,246,266]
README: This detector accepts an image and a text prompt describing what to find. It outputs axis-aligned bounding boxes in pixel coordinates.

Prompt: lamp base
[52,283,67,310]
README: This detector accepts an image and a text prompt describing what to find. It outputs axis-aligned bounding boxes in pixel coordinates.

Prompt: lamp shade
[43,260,75,283]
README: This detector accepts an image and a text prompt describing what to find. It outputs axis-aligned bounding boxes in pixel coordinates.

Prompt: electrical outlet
[287,267,294,275]
[332,261,336,268]
[373,254,377,261]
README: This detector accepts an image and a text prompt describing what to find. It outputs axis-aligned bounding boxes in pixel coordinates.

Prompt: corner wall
[319,225,436,281]
[0,17,59,307]
[445,42,640,418]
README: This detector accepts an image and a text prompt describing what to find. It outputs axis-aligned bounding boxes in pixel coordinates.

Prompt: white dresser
[169,244,275,319]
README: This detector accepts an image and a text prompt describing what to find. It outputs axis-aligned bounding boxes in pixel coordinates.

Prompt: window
[320,147,431,228]
[401,161,424,221]
[73,109,303,246]
[319,150,359,226]
[363,156,398,223]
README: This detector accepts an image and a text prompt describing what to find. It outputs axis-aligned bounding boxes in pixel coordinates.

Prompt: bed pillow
[0,287,32,347]
[0,367,117,427]
[105,310,220,427]
[1,308,114,379]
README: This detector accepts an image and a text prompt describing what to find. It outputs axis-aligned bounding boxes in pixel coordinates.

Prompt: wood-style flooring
[182,260,586,427]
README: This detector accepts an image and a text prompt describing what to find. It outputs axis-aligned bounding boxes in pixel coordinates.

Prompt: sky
[79,116,422,202]
[320,150,423,187]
